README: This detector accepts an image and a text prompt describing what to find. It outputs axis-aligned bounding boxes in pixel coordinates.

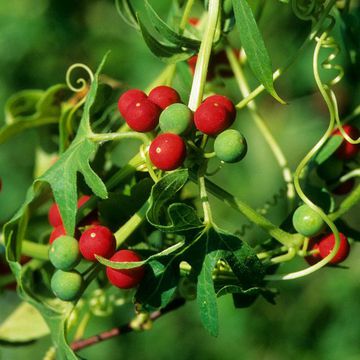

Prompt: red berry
[318,232,350,264]
[194,101,232,136]
[332,178,355,195]
[149,133,187,171]
[48,203,62,227]
[106,250,145,289]
[79,225,116,261]
[148,86,181,110]
[49,225,66,244]
[333,124,360,160]
[124,99,161,132]
[304,237,321,265]
[188,17,199,26]
[187,55,198,75]
[118,89,147,117]
[204,94,236,123]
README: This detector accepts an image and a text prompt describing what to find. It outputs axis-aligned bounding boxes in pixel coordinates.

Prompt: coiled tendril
[291,0,326,21]
[66,63,94,93]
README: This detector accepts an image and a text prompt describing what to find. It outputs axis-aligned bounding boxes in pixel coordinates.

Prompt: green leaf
[0,85,71,144]
[146,169,203,232]
[144,0,200,50]
[137,15,196,64]
[313,135,343,165]
[232,0,284,103]
[115,0,139,29]
[0,302,49,344]
[96,241,185,269]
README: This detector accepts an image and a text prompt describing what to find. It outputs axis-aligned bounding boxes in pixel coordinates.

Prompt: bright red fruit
[48,203,62,227]
[106,250,145,289]
[333,124,360,160]
[124,99,161,132]
[149,133,186,171]
[118,89,147,117]
[304,237,322,265]
[204,95,236,123]
[77,195,91,208]
[148,86,181,110]
[194,101,232,136]
[79,225,116,261]
[49,225,66,244]
[318,232,350,264]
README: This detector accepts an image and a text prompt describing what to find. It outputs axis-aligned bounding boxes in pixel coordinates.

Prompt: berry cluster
[118,86,247,171]
[47,198,145,301]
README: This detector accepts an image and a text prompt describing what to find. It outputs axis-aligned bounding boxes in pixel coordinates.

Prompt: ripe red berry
[106,249,145,289]
[148,86,181,110]
[118,89,147,117]
[333,124,360,160]
[79,225,116,261]
[204,94,236,123]
[332,178,355,195]
[194,101,232,136]
[77,195,91,208]
[304,237,321,265]
[124,99,161,132]
[188,17,199,26]
[49,225,66,244]
[149,133,187,171]
[318,232,350,264]
[48,203,62,227]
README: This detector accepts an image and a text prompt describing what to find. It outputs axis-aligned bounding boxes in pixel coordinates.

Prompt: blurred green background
[1,0,360,359]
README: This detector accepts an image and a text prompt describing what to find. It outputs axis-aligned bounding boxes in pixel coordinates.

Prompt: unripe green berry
[292,204,325,237]
[51,270,83,302]
[159,103,193,135]
[49,235,81,271]
[214,129,247,163]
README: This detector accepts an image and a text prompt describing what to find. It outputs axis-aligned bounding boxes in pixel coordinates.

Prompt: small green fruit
[49,235,81,271]
[51,270,83,302]
[159,103,193,135]
[292,204,325,237]
[214,129,247,163]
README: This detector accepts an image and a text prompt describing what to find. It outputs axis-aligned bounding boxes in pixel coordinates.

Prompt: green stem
[226,47,295,209]
[235,0,337,109]
[114,200,150,247]
[188,0,220,110]
[89,132,149,145]
[329,184,360,221]
[190,173,301,246]
[199,173,213,225]
[179,0,196,31]
[22,240,49,260]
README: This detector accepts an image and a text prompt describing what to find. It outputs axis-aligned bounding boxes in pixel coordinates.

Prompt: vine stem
[114,200,149,247]
[189,173,302,246]
[70,298,186,352]
[89,132,149,145]
[235,0,337,109]
[226,47,295,209]
[329,184,360,221]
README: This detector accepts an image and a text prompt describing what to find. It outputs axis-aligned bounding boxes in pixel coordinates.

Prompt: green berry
[51,270,83,302]
[214,129,247,163]
[49,235,81,271]
[292,204,325,237]
[159,103,193,135]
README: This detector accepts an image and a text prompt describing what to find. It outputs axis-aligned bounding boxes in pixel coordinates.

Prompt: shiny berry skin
[118,89,147,117]
[304,237,322,265]
[214,129,247,163]
[51,270,83,302]
[124,99,161,132]
[194,101,232,136]
[49,225,66,244]
[106,250,145,289]
[204,95,236,123]
[292,204,325,237]
[318,232,350,264]
[49,236,81,271]
[333,124,360,160]
[79,225,116,261]
[159,103,193,135]
[148,86,181,110]
[48,203,62,227]
[149,133,187,171]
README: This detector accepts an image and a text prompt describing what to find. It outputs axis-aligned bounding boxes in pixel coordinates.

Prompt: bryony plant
[0,0,360,359]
